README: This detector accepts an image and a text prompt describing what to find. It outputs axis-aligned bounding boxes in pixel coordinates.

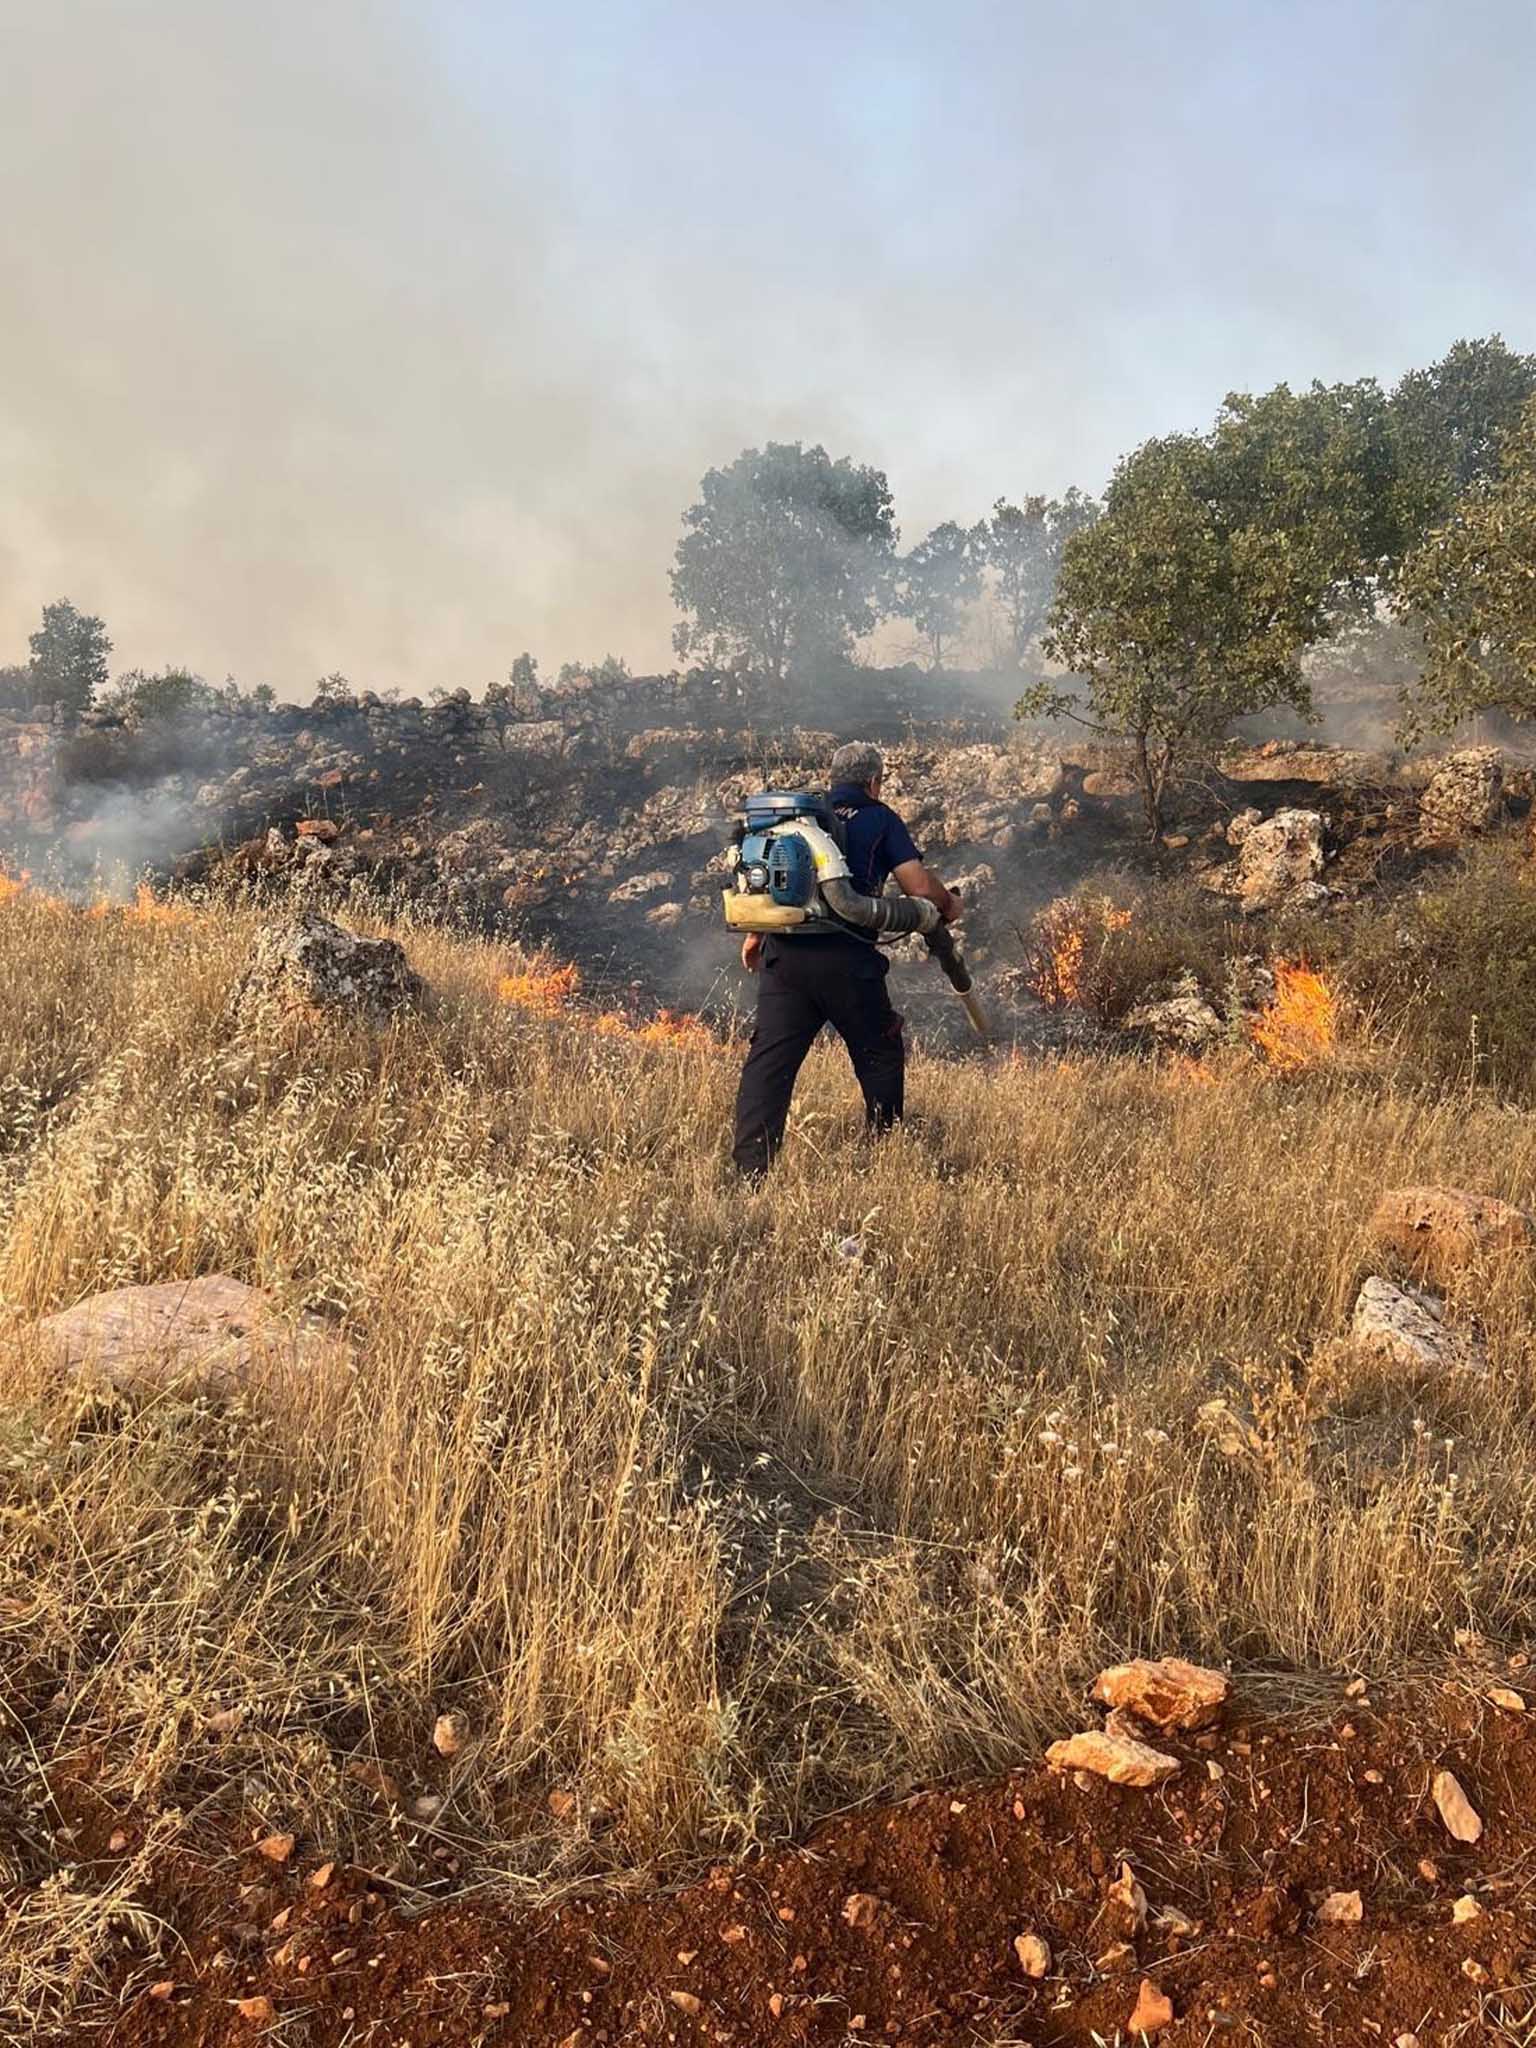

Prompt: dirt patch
[76,1678,1536,2045]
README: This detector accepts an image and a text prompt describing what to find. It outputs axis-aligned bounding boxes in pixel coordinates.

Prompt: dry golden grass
[3,888,1536,2025]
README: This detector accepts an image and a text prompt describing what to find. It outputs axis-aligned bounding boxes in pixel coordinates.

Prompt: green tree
[1399,398,1536,732]
[1390,335,1536,540]
[671,442,896,679]
[983,490,1098,668]
[99,667,209,723]
[0,664,32,714]
[1026,383,1392,836]
[897,520,983,670]
[27,598,111,714]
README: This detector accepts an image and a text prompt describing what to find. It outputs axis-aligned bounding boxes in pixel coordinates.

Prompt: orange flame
[1250,962,1338,1073]
[496,962,582,1015]
[0,868,30,906]
[88,883,195,927]
[1029,896,1134,1008]
[632,1008,727,1056]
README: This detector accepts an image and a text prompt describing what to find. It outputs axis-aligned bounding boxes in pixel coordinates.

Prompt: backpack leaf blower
[724,791,989,1038]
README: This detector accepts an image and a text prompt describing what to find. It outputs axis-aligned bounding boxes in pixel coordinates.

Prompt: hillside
[5,866,1536,2041]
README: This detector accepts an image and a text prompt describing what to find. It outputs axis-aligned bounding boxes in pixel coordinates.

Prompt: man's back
[828,781,921,908]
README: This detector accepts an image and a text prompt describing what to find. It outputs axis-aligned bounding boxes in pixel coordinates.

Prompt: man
[731,741,961,1178]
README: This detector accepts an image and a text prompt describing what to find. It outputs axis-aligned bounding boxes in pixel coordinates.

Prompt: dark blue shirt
[830,783,921,897]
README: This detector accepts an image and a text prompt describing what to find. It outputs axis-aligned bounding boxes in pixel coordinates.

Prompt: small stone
[547,1787,579,1822]
[256,1833,295,1864]
[676,1949,698,1965]
[1463,1957,1489,1983]
[1395,2036,1421,2048]
[1362,1769,1384,1784]
[1433,1769,1484,1843]
[345,1760,401,1806]
[1317,1890,1363,1924]
[768,1992,785,2017]
[1418,1858,1440,1883]
[1108,1861,1149,1933]
[108,1829,129,1853]
[309,1862,335,1889]
[842,1892,880,1929]
[1128,1978,1174,2035]
[412,1794,444,1820]
[207,1706,246,1734]
[720,1925,748,1945]
[1452,1894,1482,1923]
[1345,1678,1369,1699]
[1155,1907,1198,1937]
[1046,1731,1179,1787]
[236,1998,275,2023]
[1014,1932,1051,1977]
[432,1711,469,1757]
[1487,1686,1526,1712]
[669,1989,701,2016]
[148,1981,175,1999]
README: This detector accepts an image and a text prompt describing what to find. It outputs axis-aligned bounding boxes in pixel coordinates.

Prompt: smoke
[56,781,200,898]
[3,2,1534,698]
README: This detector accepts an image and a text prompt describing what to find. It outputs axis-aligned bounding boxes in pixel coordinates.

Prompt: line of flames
[0,870,195,925]
[497,960,729,1055]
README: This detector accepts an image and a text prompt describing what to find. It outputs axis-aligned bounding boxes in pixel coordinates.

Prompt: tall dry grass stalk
[3,890,1536,2026]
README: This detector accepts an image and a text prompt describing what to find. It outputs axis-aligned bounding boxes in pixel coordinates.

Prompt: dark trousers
[732,939,904,1177]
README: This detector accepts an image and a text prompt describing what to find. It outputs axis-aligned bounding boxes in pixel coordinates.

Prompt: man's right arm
[892,858,962,925]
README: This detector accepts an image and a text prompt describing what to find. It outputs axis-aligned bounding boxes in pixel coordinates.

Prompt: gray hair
[830,741,884,789]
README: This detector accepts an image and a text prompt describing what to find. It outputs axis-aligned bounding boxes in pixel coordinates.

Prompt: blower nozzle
[925,925,990,1039]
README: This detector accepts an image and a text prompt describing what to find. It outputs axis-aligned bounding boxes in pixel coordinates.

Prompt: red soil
[66,1679,1536,2045]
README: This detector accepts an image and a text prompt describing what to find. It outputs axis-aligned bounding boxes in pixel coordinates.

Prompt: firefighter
[731,742,961,1179]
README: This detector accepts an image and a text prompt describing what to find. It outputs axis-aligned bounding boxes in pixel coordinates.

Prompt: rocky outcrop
[1417,747,1505,843]
[1367,1186,1535,1285]
[26,1274,345,1396]
[228,914,424,1025]
[1220,741,1396,786]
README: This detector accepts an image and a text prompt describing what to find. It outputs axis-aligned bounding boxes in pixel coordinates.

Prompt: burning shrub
[1248,962,1339,1073]
[1018,878,1245,1025]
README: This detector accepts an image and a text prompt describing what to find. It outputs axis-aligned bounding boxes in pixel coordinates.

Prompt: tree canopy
[1399,397,1536,732]
[1027,381,1396,833]
[896,520,983,670]
[1389,335,1536,540]
[982,491,1098,668]
[27,598,111,714]
[671,442,896,679]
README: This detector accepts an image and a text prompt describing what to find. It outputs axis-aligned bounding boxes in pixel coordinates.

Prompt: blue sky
[2,0,1533,690]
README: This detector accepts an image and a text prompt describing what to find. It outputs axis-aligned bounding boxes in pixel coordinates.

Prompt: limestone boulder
[1350,1276,1487,1379]
[1122,993,1224,1052]
[27,1275,345,1397]
[1367,1186,1534,1285]
[229,914,424,1025]
[1418,747,1504,843]
[1220,808,1328,914]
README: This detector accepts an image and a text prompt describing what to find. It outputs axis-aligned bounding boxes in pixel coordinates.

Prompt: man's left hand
[741,935,764,971]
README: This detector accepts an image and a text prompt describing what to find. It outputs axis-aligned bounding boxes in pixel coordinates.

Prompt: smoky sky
[2,0,1534,696]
